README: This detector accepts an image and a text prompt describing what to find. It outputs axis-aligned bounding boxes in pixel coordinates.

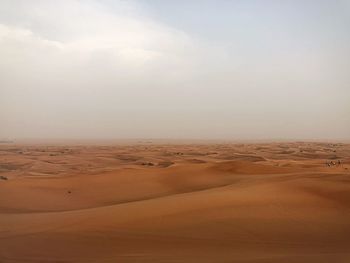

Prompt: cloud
[0,0,206,139]
[0,0,194,66]
[0,0,198,94]
[0,0,349,140]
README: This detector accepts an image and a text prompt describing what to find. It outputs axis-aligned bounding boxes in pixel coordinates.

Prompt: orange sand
[1,142,350,262]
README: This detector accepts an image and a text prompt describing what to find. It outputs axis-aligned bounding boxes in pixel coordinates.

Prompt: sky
[0,0,349,141]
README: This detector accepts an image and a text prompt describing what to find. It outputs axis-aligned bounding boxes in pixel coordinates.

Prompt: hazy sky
[0,0,349,140]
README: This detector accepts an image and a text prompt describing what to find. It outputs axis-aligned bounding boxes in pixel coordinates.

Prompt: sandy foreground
[0,142,350,262]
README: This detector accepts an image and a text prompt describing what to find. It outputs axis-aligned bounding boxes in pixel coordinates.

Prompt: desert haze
[1,0,350,262]
[1,141,350,262]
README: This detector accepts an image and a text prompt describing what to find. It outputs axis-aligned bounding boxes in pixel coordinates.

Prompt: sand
[0,141,350,262]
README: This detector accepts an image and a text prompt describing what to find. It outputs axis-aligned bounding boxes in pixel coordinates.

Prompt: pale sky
[0,0,349,140]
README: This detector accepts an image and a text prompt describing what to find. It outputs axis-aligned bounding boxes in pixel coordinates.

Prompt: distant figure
[338,160,341,166]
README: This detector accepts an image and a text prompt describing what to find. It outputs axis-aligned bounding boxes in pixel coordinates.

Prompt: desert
[1,141,350,262]
[2,0,350,262]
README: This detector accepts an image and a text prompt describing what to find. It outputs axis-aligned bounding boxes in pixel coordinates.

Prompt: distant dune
[1,142,350,262]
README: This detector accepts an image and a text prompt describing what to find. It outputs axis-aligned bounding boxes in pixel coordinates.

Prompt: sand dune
[1,142,350,262]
